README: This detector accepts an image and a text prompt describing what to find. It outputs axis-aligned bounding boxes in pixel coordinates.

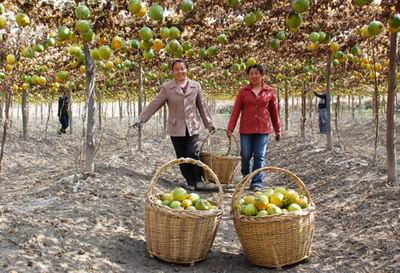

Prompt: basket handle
[146,157,224,210]
[230,166,314,215]
[199,128,239,156]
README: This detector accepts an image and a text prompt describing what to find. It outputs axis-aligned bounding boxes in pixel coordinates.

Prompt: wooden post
[83,44,97,174]
[21,90,29,140]
[68,90,73,134]
[138,63,144,152]
[386,31,398,184]
[300,81,306,140]
[326,53,333,150]
[284,78,289,131]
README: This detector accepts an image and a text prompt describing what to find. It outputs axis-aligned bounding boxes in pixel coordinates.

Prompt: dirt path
[0,112,399,273]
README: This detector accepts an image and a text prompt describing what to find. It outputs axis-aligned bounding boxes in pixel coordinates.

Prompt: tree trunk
[133,98,136,119]
[308,90,314,138]
[126,83,132,124]
[9,99,13,128]
[68,90,73,134]
[326,54,333,150]
[44,96,53,138]
[277,82,281,115]
[49,100,53,119]
[372,39,380,163]
[119,99,123,124]
[284,78,289,131]
[84,44,97,175]
[351,89,355,119]
[386,31,398,184]
[40,100,44,125]
[21,90,29,140]
[138,63,144,152]
[300,81,306,140]
[132,99,138,118]
[0,92,3,123]
[0,89,12,173]
[98,88,102,131]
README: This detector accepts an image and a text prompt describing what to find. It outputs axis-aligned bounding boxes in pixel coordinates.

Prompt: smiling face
[248,67,262,86]
[171,61,187,82]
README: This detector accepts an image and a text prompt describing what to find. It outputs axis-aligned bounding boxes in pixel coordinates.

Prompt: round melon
[75,4,90,19]
[148,4,163,21]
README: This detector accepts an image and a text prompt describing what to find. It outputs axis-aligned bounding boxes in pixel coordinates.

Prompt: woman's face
[248,68,262,86]
[172,62,187,82]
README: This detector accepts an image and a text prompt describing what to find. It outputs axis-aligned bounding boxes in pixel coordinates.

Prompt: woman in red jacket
[227,64,281,191]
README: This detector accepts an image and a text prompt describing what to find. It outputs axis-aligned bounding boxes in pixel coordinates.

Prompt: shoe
[250,186,263,192]
[186,185,196,191]
[195,181,218,192]
[61,128,67,134]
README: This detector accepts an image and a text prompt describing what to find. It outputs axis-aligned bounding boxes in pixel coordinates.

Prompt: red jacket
[227,83,281,135]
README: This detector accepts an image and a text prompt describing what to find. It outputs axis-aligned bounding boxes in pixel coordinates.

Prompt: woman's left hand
[275,133,281,141]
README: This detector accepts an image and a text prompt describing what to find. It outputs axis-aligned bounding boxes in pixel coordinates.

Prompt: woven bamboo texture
[144,158,224,265]
[231,166,316,268]
[199,128,241,184]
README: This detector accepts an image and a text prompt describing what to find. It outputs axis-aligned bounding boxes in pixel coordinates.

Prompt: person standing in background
[314,90,327,134]
[58,90,69,134]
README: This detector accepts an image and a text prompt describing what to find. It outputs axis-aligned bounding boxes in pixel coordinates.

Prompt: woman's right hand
[226,130,233,138]
[131,118,143,128]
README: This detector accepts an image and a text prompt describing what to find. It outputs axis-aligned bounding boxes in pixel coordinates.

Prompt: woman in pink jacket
[132,60,216,191]
[227,64,281,191]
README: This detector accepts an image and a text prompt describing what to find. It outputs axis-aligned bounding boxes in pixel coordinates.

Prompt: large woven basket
[144,158,224,265]
[199,128,241,184]
[231,166,316,268]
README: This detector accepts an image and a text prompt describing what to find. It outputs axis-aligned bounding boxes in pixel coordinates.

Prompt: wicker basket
[231,166,316,268]
[199,129,241,184]
[144,158,224,265]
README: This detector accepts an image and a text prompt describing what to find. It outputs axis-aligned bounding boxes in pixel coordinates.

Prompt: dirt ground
[0,105,399,273]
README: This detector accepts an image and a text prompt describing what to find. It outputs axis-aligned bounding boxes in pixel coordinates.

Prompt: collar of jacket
[169,79,196,96]
[243,82,273,91]
[243,82,272,93]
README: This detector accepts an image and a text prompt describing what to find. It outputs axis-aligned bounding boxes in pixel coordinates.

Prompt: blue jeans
[319,108,327,134]
[240,134,269,188]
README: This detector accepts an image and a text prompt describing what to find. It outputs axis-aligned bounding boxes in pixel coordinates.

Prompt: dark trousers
[170,129,202,187]
[319,108,327,134]
[59,114,69,129]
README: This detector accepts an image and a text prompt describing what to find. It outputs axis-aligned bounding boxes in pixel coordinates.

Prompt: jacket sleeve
[138,85,167,123]
[196,86,214,129]
[227,90,243,133]
[313,91,324,98]
[268,90,281,134]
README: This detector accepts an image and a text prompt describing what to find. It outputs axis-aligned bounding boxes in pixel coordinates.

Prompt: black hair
[246,64,264,75]
[171,59,186,70]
